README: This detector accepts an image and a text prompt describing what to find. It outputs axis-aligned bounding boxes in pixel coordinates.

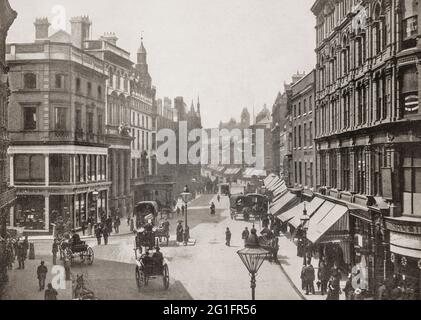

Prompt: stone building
[0,0,16,237]
[6,17,109,234]
[290,70,316,193]
[0,0,16,286]
[312,0,421,296]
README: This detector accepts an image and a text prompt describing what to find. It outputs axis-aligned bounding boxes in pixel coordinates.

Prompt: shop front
[12,187,109,234]
[385,216,421,299]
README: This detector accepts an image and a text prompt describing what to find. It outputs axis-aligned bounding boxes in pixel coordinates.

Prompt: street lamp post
[300,203,310,265]
[180,185,192,245]
[237,229,270,300]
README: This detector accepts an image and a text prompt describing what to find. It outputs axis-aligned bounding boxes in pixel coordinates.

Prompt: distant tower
[197,96,201,117]
[136,34,152,92]
[241,108,250,128]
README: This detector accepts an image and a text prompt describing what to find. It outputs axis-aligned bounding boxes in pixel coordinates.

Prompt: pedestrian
[241,227,250,245]
[114,216,121,234]
[176,206,181,217]
[22,235,29,260]
[52,239,58,265]
[326,275,341,300]
[377,281,388,300]
[225,227,232,247]
[95,225,102,245]
[300,264,307,290]
[37,261,48,291]
[317,260,329,295]
[102,225,109,245]
[44,283,58,300]
[127,214,131,226]
[343,274,354,300]
[183,226,190,245]
[16,241,25,269]
[217,194,220,202]
[80,218,87,236]
[304,263,316,295]
[106,216,113,234]
[176,222,184,243]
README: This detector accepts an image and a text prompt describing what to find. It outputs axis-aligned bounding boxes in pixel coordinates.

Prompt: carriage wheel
[163,264,170,290]
[86,247,94,265]
[135,266,144,291]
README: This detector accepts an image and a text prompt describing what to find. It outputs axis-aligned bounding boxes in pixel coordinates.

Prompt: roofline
[290,69,316,89]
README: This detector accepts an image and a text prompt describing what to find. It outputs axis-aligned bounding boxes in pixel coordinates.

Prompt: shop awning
[306,204,348,243]
[278,201,309,223]
[269,192,300,217]
[390,232,421,259]
[270,179,283,190]
[264,174,278,186]
[273,183,287,197]
[289,197,326,228]
[267,177,281,190]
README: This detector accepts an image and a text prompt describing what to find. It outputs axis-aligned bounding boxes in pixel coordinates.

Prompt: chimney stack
[34,17,50,41]
[100,32,118,46]
[70,15,91,49]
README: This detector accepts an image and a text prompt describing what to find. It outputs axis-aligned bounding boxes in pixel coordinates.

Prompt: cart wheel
[86,247,94,265]
[135,266,142,290]
[163,264,170,290]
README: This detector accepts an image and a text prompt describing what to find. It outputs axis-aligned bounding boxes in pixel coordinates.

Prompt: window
[98,114,103,134]
[55,74,65,89]
[23,107,37,130]
[330,152,337,188]
[299,161,302,185]
[342,149,350,191]
[132,159,136,178]
[75,109,82,131]
[304,123,307,146]
[14,154,45,183]
[403,147,421,216]
[309,121,313,143]
[298,125,302,147]
[356,148,366,194]
[87,112,94,134]
[304,162,308,186]
[294,127,297,148]
[24,73,37,89]
[294,162,298,184]
[400,65,419,116]
[310,162,314,188]
[320,152,327,186]
[87,82,92,96]
[97,86,102,99]
[309,96,313,111]
[402,0,418,49]
[304,99,307,114]
[49,154,71,183]
[76,78,81,93]
[298,102,301,116]
[54,107,67,130]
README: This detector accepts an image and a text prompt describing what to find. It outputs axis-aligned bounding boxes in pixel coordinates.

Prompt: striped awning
[270,192,300,217]
[306,204,348,244]
[289,196,325,228]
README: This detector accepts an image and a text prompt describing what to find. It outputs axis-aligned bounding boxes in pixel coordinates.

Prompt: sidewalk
[276,232,346,300]
[0,256,72,300]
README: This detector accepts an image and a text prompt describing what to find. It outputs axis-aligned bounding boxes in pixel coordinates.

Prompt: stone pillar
[125,152,131,215]
[316,150,321,187]
[45,154,49,186]
[9,155,14,186]
[349,148,356,193]
[387,145,402,216]
[350,85,355,129]
[86,192,89,221]
[45,195,49,232]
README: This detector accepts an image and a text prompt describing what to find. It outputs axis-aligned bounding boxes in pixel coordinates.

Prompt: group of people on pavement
[176,221,190,244]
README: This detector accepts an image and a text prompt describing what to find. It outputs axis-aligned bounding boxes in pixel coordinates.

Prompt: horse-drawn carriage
[134,201,159,229]
[230,193,269,221]
[134,248,170,290]
[134,220,170,254]
[59,235,94,265]
[258,228,279,261]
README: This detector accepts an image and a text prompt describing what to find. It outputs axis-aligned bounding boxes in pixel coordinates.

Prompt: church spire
[197,96,201,116]
[137,32,147,64]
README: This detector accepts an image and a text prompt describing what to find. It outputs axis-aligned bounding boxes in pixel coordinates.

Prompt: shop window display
[14,195,45,230]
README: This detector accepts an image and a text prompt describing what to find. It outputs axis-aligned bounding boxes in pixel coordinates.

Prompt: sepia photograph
[0,0,420,305]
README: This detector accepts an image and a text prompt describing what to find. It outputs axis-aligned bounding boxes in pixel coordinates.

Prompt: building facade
[7,17,110,234]
[291,70,316,192]
[312,0,421,296]
[0,0,16,237]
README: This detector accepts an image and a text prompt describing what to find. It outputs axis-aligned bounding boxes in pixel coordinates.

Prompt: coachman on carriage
[59,231,94,265]
[134,201,159,229]
[230,193,269,221]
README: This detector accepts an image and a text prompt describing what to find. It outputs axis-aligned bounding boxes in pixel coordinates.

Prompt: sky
[7,0,317,128]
